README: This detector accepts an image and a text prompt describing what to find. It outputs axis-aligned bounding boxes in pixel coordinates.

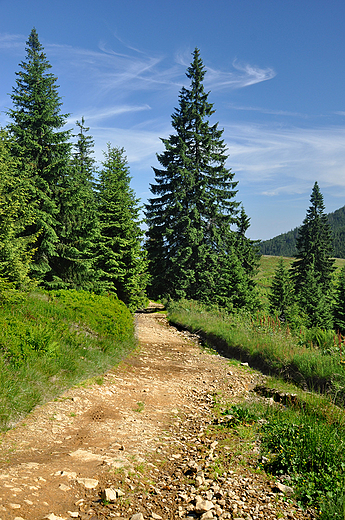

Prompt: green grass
[216,392,345,519]
[0,289,136,431]
[133,401,145,412]
[167,299,345,404]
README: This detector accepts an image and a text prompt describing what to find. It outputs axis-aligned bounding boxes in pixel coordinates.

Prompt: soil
[0,303,314,520]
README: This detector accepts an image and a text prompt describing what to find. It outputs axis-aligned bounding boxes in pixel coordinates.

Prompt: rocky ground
[0,304,315,520]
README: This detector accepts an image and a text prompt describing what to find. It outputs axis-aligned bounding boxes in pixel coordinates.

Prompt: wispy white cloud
[206,60,276,90]
[228,103,306,117]
[46,42,182,101]
[261,184,309,197]
[0,33,25,51]
[173,51,276,90]
[67,104,151,125]
[91,125,166,166]
[223,123,345,194]
[45,40,277,105]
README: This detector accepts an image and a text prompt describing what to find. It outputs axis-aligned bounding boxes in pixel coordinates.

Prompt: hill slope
[260,205,345,258]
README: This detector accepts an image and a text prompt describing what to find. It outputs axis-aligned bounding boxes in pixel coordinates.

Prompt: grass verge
[167,298,345,518]
[0,289,136,431]
[167,299,345,405]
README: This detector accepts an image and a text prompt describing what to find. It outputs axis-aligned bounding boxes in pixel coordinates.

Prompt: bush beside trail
[0,289,136,431]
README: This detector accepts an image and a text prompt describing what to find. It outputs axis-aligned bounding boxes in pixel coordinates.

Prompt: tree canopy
[1,28,149,310]
[96,145,148,311]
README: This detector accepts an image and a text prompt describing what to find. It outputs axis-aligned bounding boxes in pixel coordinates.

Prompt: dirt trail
[0,304,313,520]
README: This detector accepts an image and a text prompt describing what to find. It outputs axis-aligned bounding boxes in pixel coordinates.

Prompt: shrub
[0,289,135,430]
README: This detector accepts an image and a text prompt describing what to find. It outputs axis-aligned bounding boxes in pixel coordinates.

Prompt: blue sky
[1,0,345,240]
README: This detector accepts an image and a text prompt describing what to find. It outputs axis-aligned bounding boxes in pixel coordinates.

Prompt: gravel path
[0,305,314,520]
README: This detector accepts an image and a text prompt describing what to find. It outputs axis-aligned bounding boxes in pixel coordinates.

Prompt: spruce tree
[49,118,99,289]
[0,129,36,286]
[268,258,294,321]
[7,28,72,283]
[291,182,334,328]
[298,262,333,329]
[146,48,257,308]
[96,144,148,310]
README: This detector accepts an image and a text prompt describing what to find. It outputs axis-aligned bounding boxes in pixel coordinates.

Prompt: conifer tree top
[27,27,42,53]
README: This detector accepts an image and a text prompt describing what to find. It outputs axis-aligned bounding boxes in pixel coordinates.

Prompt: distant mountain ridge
[259,205,345,259]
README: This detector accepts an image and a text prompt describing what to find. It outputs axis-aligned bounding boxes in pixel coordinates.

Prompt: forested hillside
[260,205,345,258]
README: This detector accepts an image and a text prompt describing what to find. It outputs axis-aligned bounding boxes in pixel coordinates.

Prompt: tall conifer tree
[146,48,257,308]
[334,266,345,333]
[7,28,72,283]
[96,144,148,310]
[291,182,334,327]
[235,206,260,278]
[49,118,99,289]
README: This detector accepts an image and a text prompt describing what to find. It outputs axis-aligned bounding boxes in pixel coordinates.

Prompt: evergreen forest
[1,28,148,311]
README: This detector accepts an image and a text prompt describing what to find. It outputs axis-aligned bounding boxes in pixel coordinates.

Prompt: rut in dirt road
[0,308,313,520]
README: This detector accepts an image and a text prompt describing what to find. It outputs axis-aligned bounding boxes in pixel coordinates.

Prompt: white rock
[130,514,145,520]
[276,482,294,495]
[101,488,117,502]
[152,513,162,520]
[44,514,67,520]
[55,470,77,479]
[9,504,21,509]
[69,449,102,462]
[195,475,204,487]
[76,477,99,489]
[20,462,40,469]
[59,483,70,491]
[67,513,79,518]
[195,496,214,514]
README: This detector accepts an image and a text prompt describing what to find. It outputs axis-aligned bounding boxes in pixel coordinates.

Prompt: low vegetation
[215,387,345,519]
[0,289,136,431]
[168,299,345,518]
